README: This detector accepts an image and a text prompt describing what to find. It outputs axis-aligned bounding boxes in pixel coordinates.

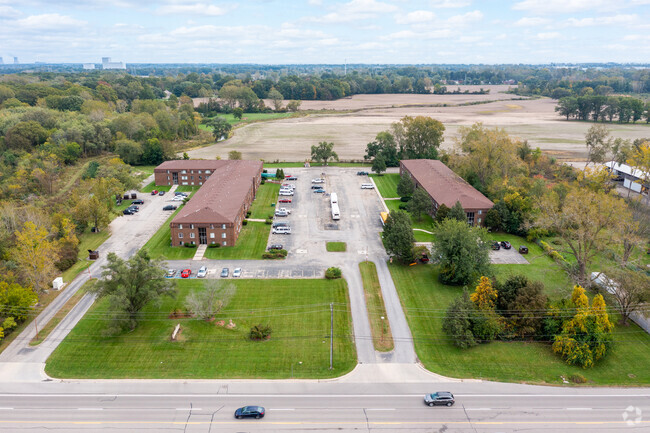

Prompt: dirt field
[189,88,650,162]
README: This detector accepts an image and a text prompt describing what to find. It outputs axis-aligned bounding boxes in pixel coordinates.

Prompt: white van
[279,190,294,196]
[272,226,292,234]
[361,183,374,189]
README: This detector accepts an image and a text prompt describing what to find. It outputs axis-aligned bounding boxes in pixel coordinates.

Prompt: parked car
[275,210,289,217]
[132,199,144,205]
[361,183,374,189]
[163,205,177,211]
[491,241,501,250]
[234,406,265,419]
[420,253,430,263]
[272,226,292,234]
[424,392,455,407]
[311,185,325,189]
[123,209,135,215]
[285,176,298,180]
[281,184,295,189]
[127,205,139,212]
[233,268,242,278]
[500,241,512,249]
[276,207,291,214]
[278,198,292,203]
[268,244,283,250]
[519,245,529,254]
[357,171,369,175]
[172,195,185,201]
[166,269,176,278]
[150,190,159,195]
[174,191,188,196]
[279,191,294,196]
[313,188,325,193]
[181,269,191,278]
[220,267,229,278]
[197,266,208,278]
[159,191,165,196]
[312,178,325,183]
[272,222,288,228]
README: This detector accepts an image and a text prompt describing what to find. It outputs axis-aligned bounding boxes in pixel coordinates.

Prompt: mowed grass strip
[141,207,195,261]
[30,281,93,346]
[326,242,347,252]
[203,222,270,260]
[142,181,172,193]
[390,263,650,385]
[370,173,400,198]
[248,182,281,219]
[45,279,357,379]
[359,262,394,352]
[384,199,436,232]
[62,230,111,283]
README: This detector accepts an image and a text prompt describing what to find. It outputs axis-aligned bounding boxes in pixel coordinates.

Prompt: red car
[278,198,292,203]
[181,269,191,278]
[150,190,159,195]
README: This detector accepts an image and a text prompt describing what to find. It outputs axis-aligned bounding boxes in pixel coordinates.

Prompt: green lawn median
[326,242,347,252]
[45,279,356,379]
[359,262,394,352]
[370,173,400,198]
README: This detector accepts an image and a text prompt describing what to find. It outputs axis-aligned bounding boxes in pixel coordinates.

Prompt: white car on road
[233,268,242,278]
[197,266,208,278]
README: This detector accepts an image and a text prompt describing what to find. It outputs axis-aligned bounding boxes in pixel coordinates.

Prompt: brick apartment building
[154,160,263,247]
[400,159,493,226]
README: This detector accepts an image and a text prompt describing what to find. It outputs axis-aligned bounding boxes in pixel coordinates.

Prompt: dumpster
[88,249,99,260]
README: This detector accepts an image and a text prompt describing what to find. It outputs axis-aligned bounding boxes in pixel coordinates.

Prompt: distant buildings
[101,57,126,70]
[606,161,649,195]
[83,63,96,70]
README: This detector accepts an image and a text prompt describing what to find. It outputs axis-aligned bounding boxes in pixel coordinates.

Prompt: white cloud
[156,3,229,16]
[395,10,436,25]
[536,31,560,40]
[514,17,550,27]
[0,5,20,18]
[565,14,638,27]
[447,10,483,26]
[382,28,453,40]
[14,13,86,31]
[458,35,482,43]
[305,0,397,23]
[430,0,471,7]
[308,0,322,5]
[513,0,614,14]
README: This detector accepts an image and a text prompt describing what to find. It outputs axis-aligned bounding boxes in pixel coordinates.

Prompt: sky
[0,0,649,65]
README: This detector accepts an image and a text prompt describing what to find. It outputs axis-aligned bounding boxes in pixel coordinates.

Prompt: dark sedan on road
[132,199,144,205]
[357,171,369,175]
[424,392,455,407]
[163,205,177,211]
[234,406,265,419]
[268,244,283,250]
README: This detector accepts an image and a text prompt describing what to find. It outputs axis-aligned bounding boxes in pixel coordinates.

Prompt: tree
[90,250,176,332]
[275,168,285,180]
[433,218,490,286]
[233,107,244,120]
[552,286,613,368]
[286,100,301,112]
[407,187,433,221]
[185,280,236,320]
[448,201,466,222]
[510,281,548,337]
[311,141,339,166]
[396,173,415,197]
[0,280,38,323]
[469,276,503,342]
[555,97,578,119]
[536,187,621,285]
[371,155,386,175]
[210,117,232,142]
[585,125,614,168]
[434,203,450,222]
[470,276,497,310]
[4,121,48,150]
[12,221,59,293]
[142,138,165,165]
[383,210,415,263]
[114,139,143,165]
[228,150,242,160]
[267,88,284,111]
[365,131,399,167]
[183,152,190,160]
[442,289,477,348]
[600,268,650,326]
[495,274,529,313]
[398,116,445,159]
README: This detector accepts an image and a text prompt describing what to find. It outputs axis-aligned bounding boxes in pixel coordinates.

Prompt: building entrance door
[198,227,207,244]
[173,172,178,185]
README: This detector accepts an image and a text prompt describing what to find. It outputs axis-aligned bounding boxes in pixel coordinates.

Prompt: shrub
[265,218,273,225]
[262,249,288,259]
[249,324,272,340]
[400,196,411,202]
[246,211,251,217]
[325,267,342,279]
[569,373,587,384]
[261,179,266,185]
[242,219,248,226]
[208,242,221,248]
[184,243,197,248]
[398,204,407,210]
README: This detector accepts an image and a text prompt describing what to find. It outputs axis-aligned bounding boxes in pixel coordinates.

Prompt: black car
[357,171,369,175]
[132,199,144,205]
[268,244,283,250]
[234,406,265,419]
[163,205,177,211]
[500,241,512,249]
[122,209,134,215]
[286,176,297,180]
[424,392,455,407]
[491,241,500,250]
[311,185,324,189]
[519,245,529,254]
[272,222,289,228]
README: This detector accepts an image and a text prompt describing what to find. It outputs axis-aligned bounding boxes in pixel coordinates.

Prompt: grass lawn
[359,262,394,352]
[203,222,270,260]
[370,173,400,198]
[413,230,435,243]
[326,242,347,252]
[175,185,201,193]
[62,229,111,283]
[384,199,436,232]
[45,279,356,379]
[389,262,650,385]
[141,181,172,193]
[141,207,196,261]
[248,182,280,220]
[132,165,157,180]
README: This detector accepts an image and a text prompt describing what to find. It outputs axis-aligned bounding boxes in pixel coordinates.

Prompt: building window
[191,170,194,174]
[167,170,170,173]
[222,233,226,239]
[181,176,188,180]
[198,170,202,174]
[191,182,194,185]
[467,212,475,225]
[222,224,226,229]
[190,224,194,229]
[178,233,183,238]
[223,241,227,246]
[181,170,186,174]
[478,210,482,215]
[210,233,215,239]
[180,241,184,246]
[199,182,202,185]
[205,170,211,174]
[167,176,170,181]
[179,224,183,229]
[478,218,482,223]
[182,182,188,185]
[190,233,195,238]
[191,176,193,180]
[210,224,214,229]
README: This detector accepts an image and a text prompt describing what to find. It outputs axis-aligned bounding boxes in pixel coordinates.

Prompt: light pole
[291,361,302,378]
[380,316,385,344]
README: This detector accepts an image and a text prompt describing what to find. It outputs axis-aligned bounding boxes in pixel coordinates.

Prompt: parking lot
[163,261,326,279]
[489,247,530,264]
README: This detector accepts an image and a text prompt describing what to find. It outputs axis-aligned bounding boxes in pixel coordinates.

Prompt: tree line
[555,94,649,123]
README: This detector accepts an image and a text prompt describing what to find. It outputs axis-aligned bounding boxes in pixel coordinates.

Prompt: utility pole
[329,303,334,370]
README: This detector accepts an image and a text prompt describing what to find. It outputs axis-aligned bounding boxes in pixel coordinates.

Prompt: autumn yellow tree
[470,276,502,341]
[12,221,59,292]
[471,276,498,310]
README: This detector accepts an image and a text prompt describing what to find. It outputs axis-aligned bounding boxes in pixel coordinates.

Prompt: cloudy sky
[0,0,649,64]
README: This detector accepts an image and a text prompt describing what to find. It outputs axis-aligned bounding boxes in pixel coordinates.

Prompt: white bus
[330,192,338,205]
[331,202,340,220]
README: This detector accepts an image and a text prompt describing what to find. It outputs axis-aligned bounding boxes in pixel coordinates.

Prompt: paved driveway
[489,248,530,264]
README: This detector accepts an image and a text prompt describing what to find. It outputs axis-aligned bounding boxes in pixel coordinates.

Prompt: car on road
[491,241,501,250]
[272,226,291,234]
[150,190,159,195]
[234,406,265,419]
[278,198,292,203]
[166,269,176,278]
[357,171,369,175]
[197,266,208,278]
[233,267,242,278]
[285,176,297,180]
[181,269,191,278]
[313,188,325,193]
[424,392,455,407]
[268,244,283,250]
[132,199,144,205]
[159,191,165,196]
[279,191,294,196]
[500,241,512,249]
[163,205,177,211]
[312,178,325,183]
[361,183,374,189]
[220,267,229,278]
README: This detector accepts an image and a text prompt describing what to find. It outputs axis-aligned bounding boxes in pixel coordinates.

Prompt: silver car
[197,266,208,278]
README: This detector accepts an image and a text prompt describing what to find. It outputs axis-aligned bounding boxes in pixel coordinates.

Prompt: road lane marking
[566,408,593,411]
[465,408,492,410]
[77,408,103,411]
[366,408,395,411]
[0,420,648,426]
[269,408,295,411]
[0,408,13,410]
[175,408,202,411]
